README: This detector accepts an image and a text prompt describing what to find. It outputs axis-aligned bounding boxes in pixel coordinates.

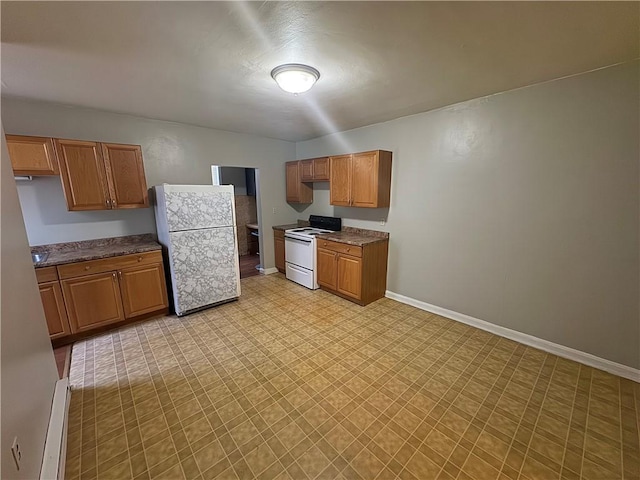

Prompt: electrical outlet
[11,437,21,470]
[272,207,277,214]
[379,219,386,226]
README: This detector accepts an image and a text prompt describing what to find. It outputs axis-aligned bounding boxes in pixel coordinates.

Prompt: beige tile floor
[65,274,639,480]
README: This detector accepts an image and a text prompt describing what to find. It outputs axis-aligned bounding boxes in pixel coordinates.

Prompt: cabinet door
[351,151,379,207]
[317,248,337,290]
[336,254,362,300]
[300,159,314,182]
[118,263,168,318]
[286,161,300,202]
[7,135,59,175]
[274,235,285,272]
[55,139,111,211]
[39,281,71,339]
[62,272,125,332]
[313,157,330,181]
[101,143,149,209]
[329,155,352,206]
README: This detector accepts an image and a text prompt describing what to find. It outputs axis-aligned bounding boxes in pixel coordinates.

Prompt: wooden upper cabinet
[329,154,352,206]
[300,157,330,182]
[101,143,149,208]
[351,151,380,207]
[330,150,392,208]
[313,157,330,181]
[55,139,111,211]
[7,135,59,175]
[285,161,313,204]
[300,160,314,182]
[56,139,149,211]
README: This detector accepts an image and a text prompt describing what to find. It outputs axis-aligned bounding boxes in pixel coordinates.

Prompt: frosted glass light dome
[271,64,320,94]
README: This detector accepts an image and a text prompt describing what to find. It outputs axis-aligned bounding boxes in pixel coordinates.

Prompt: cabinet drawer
[58,251,163,279]
[35,266,58,283]
[317,239,362,258]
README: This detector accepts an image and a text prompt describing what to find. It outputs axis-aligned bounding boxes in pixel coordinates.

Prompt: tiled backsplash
[234,195,258,256]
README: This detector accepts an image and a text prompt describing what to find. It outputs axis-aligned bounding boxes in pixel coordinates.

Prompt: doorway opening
[212,165,262,279]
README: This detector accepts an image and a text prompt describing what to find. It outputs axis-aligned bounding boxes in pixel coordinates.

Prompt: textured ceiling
[1,2,638,142]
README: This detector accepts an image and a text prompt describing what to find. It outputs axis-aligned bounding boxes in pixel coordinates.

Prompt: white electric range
[284,216,341,289]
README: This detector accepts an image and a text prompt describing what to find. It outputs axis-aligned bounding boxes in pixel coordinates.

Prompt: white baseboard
[260,267,279,275]
[385,290,640,382]
[40,378,71,480]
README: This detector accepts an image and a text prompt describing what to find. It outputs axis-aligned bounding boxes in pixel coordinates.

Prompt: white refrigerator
[153,184,241,316]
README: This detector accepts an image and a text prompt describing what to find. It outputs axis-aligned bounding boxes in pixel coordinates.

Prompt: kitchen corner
[274,217,390,305]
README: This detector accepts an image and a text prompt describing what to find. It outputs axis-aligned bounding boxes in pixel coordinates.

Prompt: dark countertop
[32,234,162,268]
[317,227,389,247]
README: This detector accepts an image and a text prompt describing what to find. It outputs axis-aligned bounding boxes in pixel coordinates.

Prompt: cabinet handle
[105,199,110,207]
[118,271,122,280]
[85,266,91,270]
[112,272,116,280]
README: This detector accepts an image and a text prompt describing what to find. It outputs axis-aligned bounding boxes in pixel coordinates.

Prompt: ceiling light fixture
[271,63,320,94]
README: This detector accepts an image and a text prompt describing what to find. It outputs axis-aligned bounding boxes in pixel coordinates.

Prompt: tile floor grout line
[579,363,595,480]
[492,347,548,479]
[514,355,558,479]
[557,362,583,478]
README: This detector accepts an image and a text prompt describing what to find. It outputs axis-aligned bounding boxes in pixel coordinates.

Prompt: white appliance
[154,184,241,316]
[285,215,342,289]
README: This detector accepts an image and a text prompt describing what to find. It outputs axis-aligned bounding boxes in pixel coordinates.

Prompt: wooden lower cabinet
[62,271,125,333]
[317,238,388,305]
[39,281,71,339]
[336,254,362,299]
[317,248,338,290]
[119,264,168,317]
[274,229,285,273]
[35,250,169,342]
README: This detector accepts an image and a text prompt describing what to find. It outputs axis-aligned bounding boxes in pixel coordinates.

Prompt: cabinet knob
[323,242,327,246]
[137,256,143,262]
[112,272,116,279]
[346,248,350,252]
[85,266,91,270]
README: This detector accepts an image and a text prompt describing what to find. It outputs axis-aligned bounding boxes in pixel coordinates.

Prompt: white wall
[1,123,59,480]
[296,62,640,369]
[2,98,297,267]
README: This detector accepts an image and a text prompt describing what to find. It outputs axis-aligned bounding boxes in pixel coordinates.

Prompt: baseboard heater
[40,378,71,480]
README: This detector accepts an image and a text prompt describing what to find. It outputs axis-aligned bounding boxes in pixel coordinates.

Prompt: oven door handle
[284,235,312,244]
